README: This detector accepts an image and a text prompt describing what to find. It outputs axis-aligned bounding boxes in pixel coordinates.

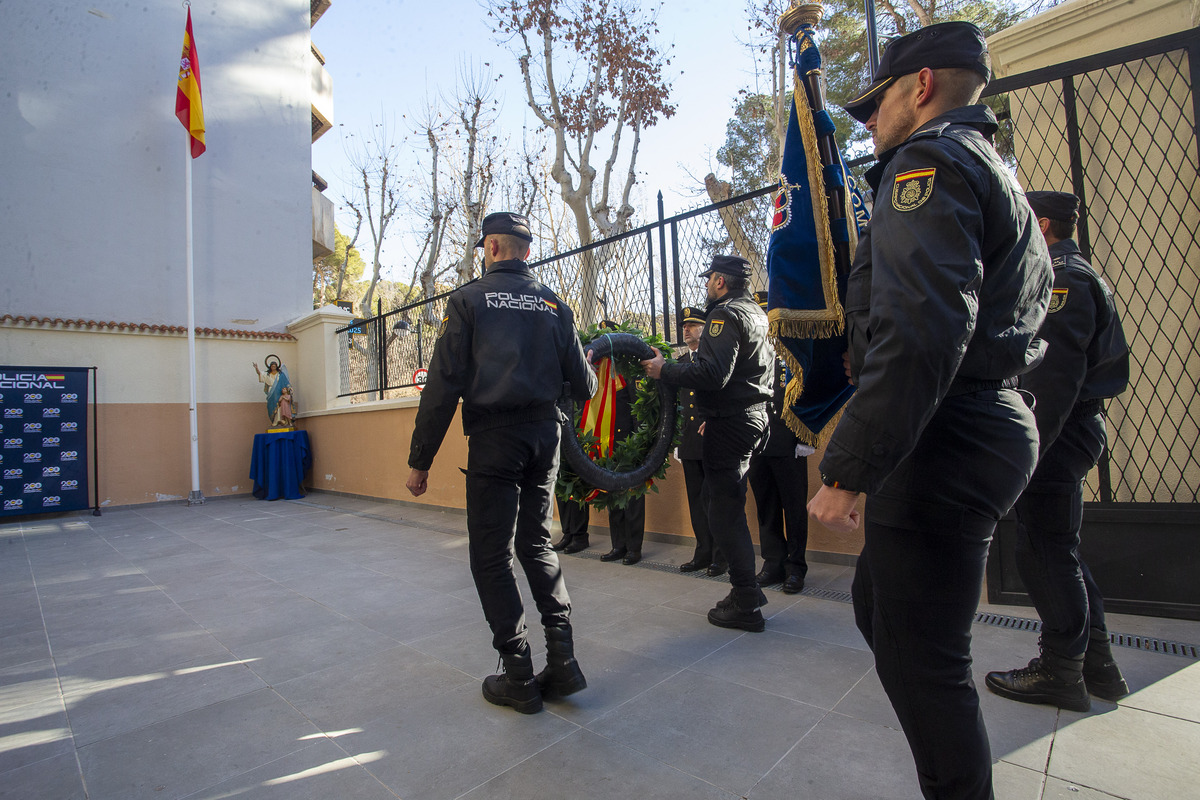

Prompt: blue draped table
[250,430,312,500]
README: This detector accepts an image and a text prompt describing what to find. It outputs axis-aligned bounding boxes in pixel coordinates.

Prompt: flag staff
[178,0,205,505]
[185,131,203,505]
[864,0,880,77]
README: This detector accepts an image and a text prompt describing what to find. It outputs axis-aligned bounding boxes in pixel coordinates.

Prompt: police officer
[596,321,648,565]
[676,306,727,576]
[807,23,1052,800]
[406,211,598,715]
[986,190,1131,711]
[642,255,774,631]
[552,492,590,553]
[748,292,810,594]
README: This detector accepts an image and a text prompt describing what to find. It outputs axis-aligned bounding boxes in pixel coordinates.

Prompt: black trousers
[701,407,769,588]
[556,496,590,541]
[748,452,809,578]
[1014,411,1109,659]
[464,420,571,656]
[852,390,1037,800]
[682,458,724,566]
[608,494,646,552]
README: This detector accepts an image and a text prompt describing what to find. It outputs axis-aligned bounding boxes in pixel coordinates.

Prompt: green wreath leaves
[555,322,683,511]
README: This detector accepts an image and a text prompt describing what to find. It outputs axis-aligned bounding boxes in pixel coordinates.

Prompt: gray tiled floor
[2,495,1198,800]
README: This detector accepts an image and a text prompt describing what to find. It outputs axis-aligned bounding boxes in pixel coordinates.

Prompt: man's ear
[1038,217,1051,236]
[913,67,936,108]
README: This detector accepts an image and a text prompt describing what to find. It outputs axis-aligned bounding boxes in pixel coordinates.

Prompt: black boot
[985,646,1090,712]
[551,535,573,552]
[1083,628,1129,701]
[482,644,543,714]
[707,586,768,632]
[563,536,590,554]
[535,624,587,697]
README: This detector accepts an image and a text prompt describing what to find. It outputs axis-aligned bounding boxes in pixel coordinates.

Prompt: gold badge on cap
[892,168,936,212]
[707,319,725,337]
[1048,288,1069,313]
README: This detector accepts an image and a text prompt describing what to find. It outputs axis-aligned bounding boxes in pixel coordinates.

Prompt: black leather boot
[551,535,573,552]
[1083,628,1129,701]
[535,624,587,697]
[563,536,590,554]
[985,646,1090,712]
[482,644,543,714]
[707,586,768,632]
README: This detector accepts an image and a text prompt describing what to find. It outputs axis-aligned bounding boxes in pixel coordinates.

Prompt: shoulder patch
[437,315,449,337]
[1048,288,1069,313]
[707,318,725,338]
[891,168,936,212]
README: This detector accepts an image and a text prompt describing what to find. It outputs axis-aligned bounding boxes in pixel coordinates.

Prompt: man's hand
[640,346,665,380]
[406,469,429,497]
[808,484,861,532]
[842,351,855,386]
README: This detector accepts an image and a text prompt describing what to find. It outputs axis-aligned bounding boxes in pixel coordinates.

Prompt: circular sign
[413,368,429,391]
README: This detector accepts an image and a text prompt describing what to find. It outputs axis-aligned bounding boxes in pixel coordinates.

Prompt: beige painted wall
[302,400,864,557]
[2,324,302,506]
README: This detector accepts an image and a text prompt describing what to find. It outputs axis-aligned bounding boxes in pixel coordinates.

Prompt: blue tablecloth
[250,430,312,500]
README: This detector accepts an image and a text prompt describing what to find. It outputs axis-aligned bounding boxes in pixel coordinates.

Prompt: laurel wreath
[555,322,682,511]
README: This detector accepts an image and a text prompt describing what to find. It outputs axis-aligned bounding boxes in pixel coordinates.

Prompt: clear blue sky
[311,0,774,279]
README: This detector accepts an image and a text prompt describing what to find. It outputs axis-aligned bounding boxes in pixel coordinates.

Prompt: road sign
[413,368,428,390]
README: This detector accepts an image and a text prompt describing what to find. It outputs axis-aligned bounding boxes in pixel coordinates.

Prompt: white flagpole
[186,136,205,505]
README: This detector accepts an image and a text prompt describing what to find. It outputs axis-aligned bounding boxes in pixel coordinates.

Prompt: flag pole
[185,130,204,505]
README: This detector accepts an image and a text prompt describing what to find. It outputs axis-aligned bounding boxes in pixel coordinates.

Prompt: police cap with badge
[680,306,706,324]
[843,21,992,123]
[1026,191,1080,222]
[474,211,533,248]
[699,254,753,280]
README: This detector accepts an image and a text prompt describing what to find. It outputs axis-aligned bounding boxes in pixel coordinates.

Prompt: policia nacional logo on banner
[0,367,92,518]
[892,168,937,212]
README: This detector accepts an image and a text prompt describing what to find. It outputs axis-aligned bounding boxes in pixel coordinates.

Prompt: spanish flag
[175,8,206,158]
[579,359,627,457]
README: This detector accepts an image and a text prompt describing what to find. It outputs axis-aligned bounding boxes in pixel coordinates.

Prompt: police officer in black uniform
[596,320,648,564]
[406,212,598,715]
[552,493,590,553]
[807,23,1052,800]
[642,255,773,631]
[986,190,1131,711]
[676,306,727,576]
[748,292,810,594]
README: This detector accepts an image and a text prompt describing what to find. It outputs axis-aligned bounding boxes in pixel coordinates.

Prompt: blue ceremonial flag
[765,13,869,447]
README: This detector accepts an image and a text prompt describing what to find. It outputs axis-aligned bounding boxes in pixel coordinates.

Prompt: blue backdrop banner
[1,367,91,517]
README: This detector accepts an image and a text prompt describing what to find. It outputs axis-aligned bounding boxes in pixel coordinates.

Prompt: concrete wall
[301,398,863,558]
[0,0,315,333]
[0,323,298,506]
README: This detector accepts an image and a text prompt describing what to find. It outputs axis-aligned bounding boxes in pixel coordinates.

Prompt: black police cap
[599,319,620,331]
[752,291,768,309]
[1026,190,1080,222]
[699,254,753,279]
[474,211,533,248]
[844,21,992,123]
[681,306,705,324]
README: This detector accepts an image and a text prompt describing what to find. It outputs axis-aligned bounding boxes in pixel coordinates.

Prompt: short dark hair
[1046,217,1076,241]
[723,275,749,292]
[934,66,988,107]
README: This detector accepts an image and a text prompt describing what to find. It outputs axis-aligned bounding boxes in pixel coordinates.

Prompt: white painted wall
[0,0,314,333]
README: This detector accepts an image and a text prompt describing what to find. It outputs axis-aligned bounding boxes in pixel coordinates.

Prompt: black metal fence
[337,186,777,399]
[337,28,1200,506]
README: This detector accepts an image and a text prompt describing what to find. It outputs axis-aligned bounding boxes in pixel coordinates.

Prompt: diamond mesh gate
[988,28,1200,504]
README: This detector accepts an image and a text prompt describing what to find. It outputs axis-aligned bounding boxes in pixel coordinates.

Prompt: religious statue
[252,355,294,429]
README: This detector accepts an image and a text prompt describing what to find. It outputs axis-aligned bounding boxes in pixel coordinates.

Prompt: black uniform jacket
[759,358,799,458]
[408,259,597,471]
[659,289,773,417]
[820,105,1053,495]
[1021,238,1129,452]
[677,350,705,460]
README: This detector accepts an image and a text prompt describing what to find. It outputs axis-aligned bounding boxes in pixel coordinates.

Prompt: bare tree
[449,63,503,285]
[343,117,403,318]
[335,206,364,303]
[489,0,676,323]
